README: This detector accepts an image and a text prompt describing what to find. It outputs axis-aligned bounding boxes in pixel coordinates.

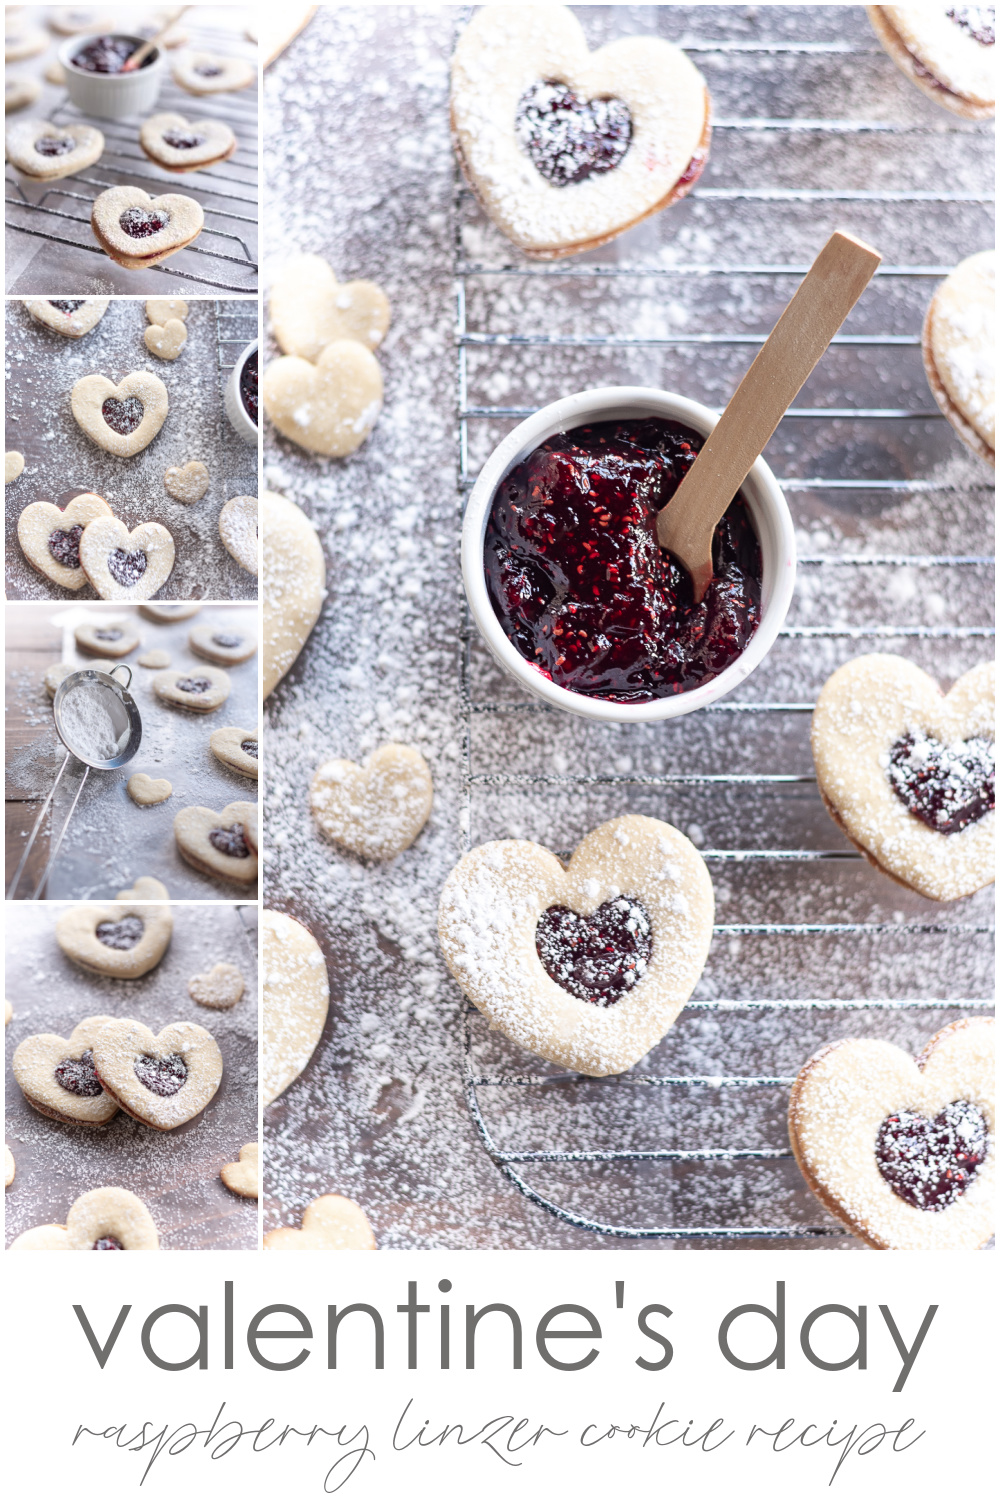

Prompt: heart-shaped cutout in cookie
[10,1187,160,1251]
[164,460,209,503]
[219,494,258,575]
[145,319,188,361]
[188,961,245,1009]
[79,517,176,601]
[5,118,104,180]
[262,910,329,1104]
[174,801,259,884]
[24,296,110,337]
[262,491,326,697]
[56,901,173,977]
[439,814,714,1076]
[127,772,173,806]
[450,4,711,257]
[71,371,169,456]
[811,655,994,901]
[221,1142,259,1198]
[310,743,433,860]
[90,185,204,268]
[16,491,112,591]
[261,340,383,457]
[789,1018,995,1250]
[153,664,231,712]
[139,112,237,172]
[92,1018,223,1130]
[13,1016,119,1125]
[264,1194,376,1250]
[270,253,391,361]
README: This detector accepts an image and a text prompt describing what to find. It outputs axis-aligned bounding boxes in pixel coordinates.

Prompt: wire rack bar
[458,262,958,276]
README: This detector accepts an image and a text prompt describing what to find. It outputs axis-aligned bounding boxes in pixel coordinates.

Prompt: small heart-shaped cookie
[115,876,169,901]
[263,491,326,696]
[140,112,237,172]
[210,726,259,779]
[127,772,173,806]
[91,185,204,268]
[71,370,169,456]
[8,1224,71,1250]
[264,1194,376,1251]
[79,517,176,601]
[137,648,171,668]
[5,118,104,180]
[56,901,173,978]
[790,1018,994,1250]
[17,492,112,591]
[812,655,994,901]
[164,460,209,503]
[24,296,110,337]
[270,253,391,361]
[262,340,383,457]
[74,616,139,656]
[153,665,231,712]
[173,52,256,94]
[13,1016,119,1125]
[92,1018,224,1131]
[5,450,24,482]
[146,297,188,325]
[439,814,714,1077]
[310,744,433,860]
[174,801,259,883]
[189,625,256,665]
[146,319,189,361]
[219,493,258,575]
[262,910,329,1104]
[189,961,245,1009]
[221,1142,259,1198]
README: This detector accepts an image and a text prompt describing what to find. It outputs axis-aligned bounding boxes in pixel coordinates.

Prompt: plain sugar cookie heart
[115,876,169,901]
[221,1142,259,1198]
[812,655,994,901]
[270,253,391,361]
[174,801,259,883]
[71,370,169,456]
[92,1018,224,1131]
[262,339,383,457]
[789,1018,995,1250]
[439,813,714,1076]
[79,517,176,601]
[16,491,112,591]
[146,318,188,361]
[262,491,326,696]
[127,772,173,806]
[264,1194,376,1250]
[164,460,209,502]
[219,494,258,575]
[91,185,204,268]
[13,1016,119,1126]
[450,4,710,258]
[262,910,329,1104]
[310,743,433,860]
[56,901,173,977]
[6,450,24,482]
[146,297,188,324]
[188,961,245,1009]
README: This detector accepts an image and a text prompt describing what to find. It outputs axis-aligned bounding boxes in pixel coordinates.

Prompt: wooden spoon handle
[656,230,881,571]
[121,6,189,71]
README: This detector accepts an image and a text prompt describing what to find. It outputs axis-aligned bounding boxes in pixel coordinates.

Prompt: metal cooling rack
[213,294,258,386]
[5,27,258,291]
[453,16,995,1240]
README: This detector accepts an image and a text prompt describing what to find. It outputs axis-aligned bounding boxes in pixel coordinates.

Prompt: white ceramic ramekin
[59,34,164,120]
[462,386,796,723]
[224,339,259,447]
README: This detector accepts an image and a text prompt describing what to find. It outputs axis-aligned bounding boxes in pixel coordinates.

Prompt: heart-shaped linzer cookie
[262,340,383,457]
[79,518,176,601]
[270,253,391,361]
[90,185,204,268]
[56,901,173,977]
[174,801,259,884]
[164,460,209,502]
[24,297,110,337]
[75,617,139,656]
[173,53,256,94]
[5,118,104,181]
[812,655,994,901]
[262,491,326,696]
[16,491,112,591]
[439,814,714,1076]
[450,4,711,258]
[189,961,245,1009]
[219,493,258,575]
[210,726,259,779]
[789,1018,995,1250]
[153,665,231,712]
[310,744,433,860]
[127,772,173,806]
[66,1186,160,1250]
[146,319,188,362]
[92,1018,223,1131]
[264,1194,376,1251]
[262,910,329,1104]
[139,112,237,172]
[13,1016,119,1125]
[189,625,256,665]
[221,1142,259,1198]
[71,371,169,456]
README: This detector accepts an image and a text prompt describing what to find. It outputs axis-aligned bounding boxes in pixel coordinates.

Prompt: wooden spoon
[656,230,882,602]
[120,6,189,72]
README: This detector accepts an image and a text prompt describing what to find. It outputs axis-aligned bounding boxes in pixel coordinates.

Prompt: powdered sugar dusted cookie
[811,655,994,901]
[66,1186,159,1250]
[5,450,24,482]
[139,112,237,173]
[262,910,329,1105]
[270,253,391,361]
[5,77,41,113]
[5,25,47,62]
[789,1018,994,1250]
[451,4,711,258]
[189,962,245,1009]
[164,461,209,503]
[262,491,326,696]
[310,744,433,860]
[174,802,259,884]
[13,1016,119,1126]
[4,1145,13,1186]
[174,53,256,94]
[262,340,383,457]
[146,297,188,325]
[922,249,994,463]
[189,625,256,665]
[137,648,170,668]
[115,876,169,901]
[219,493,258,575]
[8,1224,71,1250]
[79,518,176,602]
[56,901,173,978]
[221,1142,259,1198]
[91,185,204,268]
[153,665,231,712]
[19,492,113,592]
[5,118,103,180]
[264,1194,376,1250]
[127,772,172,806]
[71,370,169,457]
[439,814,715,1077]
[146,320,188,361]
[867,6,994,118]
[24,296,109,337]
[74,616,138,656]
[210,726,258,779]
[92,1018,223,1131]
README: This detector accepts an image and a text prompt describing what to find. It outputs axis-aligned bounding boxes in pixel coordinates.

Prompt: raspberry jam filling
[102,395,143,435]
[48,524,84,569]
[212,633,242,649]
[95,627,122,641]
[947,6,995,45]
[118,206,169,239]
[876,1099,988,1211]
[72,36,155,73]
[240,350,258,424]
[54,1049,104,1098]
[175,676,212,694]
[107,548,147,588]
[35,136,77,157]
[92,1236,125,1250]
[536,896,652,1006]
[49,299,85,313]
[209,824,250,858]
[485,417,762,702]
[241,739,258,759]
[195,64,224,77]
[134,1053,188,1096]
[162,128,207,150]
[96,916,144,950]
[515,79,631,186]
[886,732,995,833]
